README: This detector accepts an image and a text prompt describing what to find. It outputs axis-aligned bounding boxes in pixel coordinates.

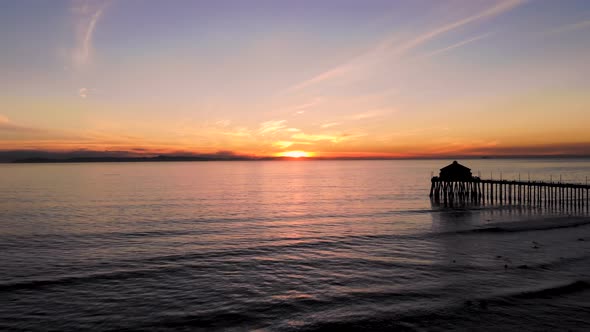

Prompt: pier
[429,161,590,210]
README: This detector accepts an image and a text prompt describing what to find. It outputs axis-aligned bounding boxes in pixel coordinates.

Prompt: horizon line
[5,154,590,164]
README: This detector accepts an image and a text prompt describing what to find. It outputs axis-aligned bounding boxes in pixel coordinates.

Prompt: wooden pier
[429,161,590,210]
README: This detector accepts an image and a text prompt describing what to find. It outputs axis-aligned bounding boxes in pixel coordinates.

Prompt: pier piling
[430,177,590,209]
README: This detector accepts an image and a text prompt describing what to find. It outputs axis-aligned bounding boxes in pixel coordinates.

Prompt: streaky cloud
[351,108,393,120]
[453,142,590,156]
[0,115,42,133]
[285,0,524,93]
[78,87,89,98]
[420,32,493,59]
[286,98,322,113]
[320,122,341,129]
[72,0,109,68]
[258,120,287,135]
[550,19,590,34]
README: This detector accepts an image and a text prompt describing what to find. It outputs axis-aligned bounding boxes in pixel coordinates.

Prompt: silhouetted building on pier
[438,161,474,181]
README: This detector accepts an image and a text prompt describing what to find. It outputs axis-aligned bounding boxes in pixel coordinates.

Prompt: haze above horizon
[1,0,589,158]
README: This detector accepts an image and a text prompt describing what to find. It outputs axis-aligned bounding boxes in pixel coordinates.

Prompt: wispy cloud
[0,115,41,133]
[291,132,365,143]
[390,126,449,137]
[421,32,493,58]
[215,119,232,127]
[258,120,287,135]
[351,108,393,120]
[550,19,590,34]
[424,141,590,157]
[221,128,251,138]
[71,0,109,68]
[78,87,89,98]
[273,141,294,149]
[291,132,343,143]
[320,122,341,128]
[384,0,521,55]
[272,141,311,149]
[280,98,323,115]
[285,0,524,92]
[78,87,100,98]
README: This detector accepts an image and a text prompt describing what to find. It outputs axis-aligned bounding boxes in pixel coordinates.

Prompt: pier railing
[430,176,590,210]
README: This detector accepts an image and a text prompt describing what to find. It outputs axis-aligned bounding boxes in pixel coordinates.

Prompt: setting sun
[276,151,314,158]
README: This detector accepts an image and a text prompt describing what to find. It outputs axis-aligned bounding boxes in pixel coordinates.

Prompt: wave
[134,288,444,331]
[290,280,590,332]
[510,280,590,299]
[4,226,588,294]
[0,250,481,294]
[9,205,574,247]
[1,207,437,246]
[0,266,178,293]
[464,280,590,308]
[451,217,590,235]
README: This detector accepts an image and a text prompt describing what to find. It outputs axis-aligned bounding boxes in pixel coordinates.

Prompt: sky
[1,0,589,159]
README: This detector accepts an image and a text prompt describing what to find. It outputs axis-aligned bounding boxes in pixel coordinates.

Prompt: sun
[276,151,314,158]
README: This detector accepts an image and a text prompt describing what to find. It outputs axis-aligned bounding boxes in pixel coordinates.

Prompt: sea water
[1,159,589,331]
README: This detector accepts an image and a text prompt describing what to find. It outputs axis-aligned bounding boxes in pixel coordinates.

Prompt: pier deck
[430,177,590,209]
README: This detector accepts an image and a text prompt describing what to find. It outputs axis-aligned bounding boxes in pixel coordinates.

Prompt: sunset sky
[1,0,589,158]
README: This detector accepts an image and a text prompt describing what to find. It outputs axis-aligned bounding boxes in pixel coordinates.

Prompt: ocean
[1,159,589,331]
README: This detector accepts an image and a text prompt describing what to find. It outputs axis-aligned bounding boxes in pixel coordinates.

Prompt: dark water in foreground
[1,159,590,331]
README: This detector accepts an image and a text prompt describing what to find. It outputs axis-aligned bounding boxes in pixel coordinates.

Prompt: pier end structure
[430,161,480,203]
[429,161,590,210]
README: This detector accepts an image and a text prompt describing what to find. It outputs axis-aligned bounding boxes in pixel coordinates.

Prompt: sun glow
[276,150,314,158]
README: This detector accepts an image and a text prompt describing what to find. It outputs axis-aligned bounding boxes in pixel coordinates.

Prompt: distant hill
[0,149,275,163]
[13,155,278,163]
[2,149,589,163]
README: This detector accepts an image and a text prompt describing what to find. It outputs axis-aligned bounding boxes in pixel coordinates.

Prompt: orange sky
[1,0,590,159]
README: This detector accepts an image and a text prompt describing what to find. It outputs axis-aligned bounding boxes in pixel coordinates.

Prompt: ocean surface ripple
[1,160,590,331]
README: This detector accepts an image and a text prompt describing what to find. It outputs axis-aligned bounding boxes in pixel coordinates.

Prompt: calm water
[1,159,590,331]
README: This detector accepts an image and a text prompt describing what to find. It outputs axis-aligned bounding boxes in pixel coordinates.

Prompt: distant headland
[2,150,590,163]
[11,155,279,163]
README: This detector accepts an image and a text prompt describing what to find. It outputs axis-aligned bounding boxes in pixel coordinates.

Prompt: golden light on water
[276,151,314,158]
